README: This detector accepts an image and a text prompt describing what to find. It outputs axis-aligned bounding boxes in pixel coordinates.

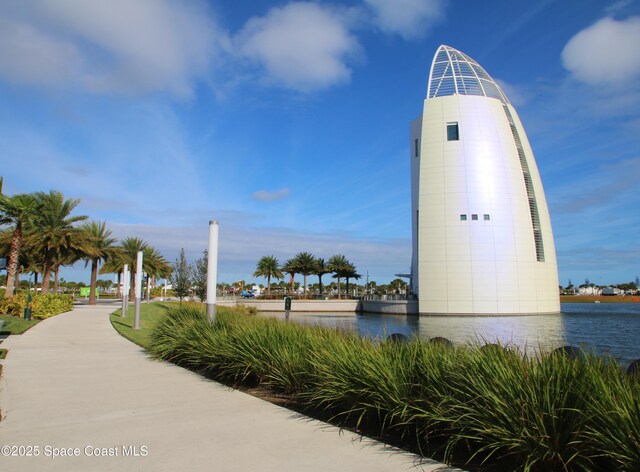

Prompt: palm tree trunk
[42,253,53,294]
[267,275,271,296]
[116,272,121,299]
[4,223,23,298]
[54,266,60,293]
[303,274,307,297]
[89,259,98,305]
[129,271,135,302]
[318,275,323,295]
[337,276,341,299]
[346,277,350,298]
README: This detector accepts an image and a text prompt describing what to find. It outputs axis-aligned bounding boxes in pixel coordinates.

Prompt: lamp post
[121,264,128,317]
[206,220,219,324]
[134,251,143,330]
[24,273,33,320]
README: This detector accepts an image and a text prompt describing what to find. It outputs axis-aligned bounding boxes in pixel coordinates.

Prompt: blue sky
[1,0,639,287]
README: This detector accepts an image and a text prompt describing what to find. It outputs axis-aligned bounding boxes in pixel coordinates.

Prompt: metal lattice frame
[427,45,510,104]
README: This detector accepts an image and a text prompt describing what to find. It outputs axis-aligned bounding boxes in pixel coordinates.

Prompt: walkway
[0,304,455,472]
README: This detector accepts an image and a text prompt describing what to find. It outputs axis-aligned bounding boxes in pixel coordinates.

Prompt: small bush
[0,291,73,319]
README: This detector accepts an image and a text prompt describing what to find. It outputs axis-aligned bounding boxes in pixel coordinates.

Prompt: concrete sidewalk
[0,305,456,472]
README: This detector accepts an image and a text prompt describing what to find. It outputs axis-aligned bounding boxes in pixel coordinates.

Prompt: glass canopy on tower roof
[427,45,510,104]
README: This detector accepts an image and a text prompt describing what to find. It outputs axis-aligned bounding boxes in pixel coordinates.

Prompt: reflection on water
[259,303,640,367]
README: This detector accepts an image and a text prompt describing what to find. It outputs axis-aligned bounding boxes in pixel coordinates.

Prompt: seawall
[217,298,418,315]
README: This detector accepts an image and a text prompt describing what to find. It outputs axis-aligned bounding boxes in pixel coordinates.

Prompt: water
[259,303,640,367]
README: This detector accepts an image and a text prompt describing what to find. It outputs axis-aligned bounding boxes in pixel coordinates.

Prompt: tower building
[410,45,559,314]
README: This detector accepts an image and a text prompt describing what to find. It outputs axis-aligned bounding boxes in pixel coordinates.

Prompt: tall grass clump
[440,346,597,469]
[581,359,640,470]
[150,306,342,394]
[148,306,640,471]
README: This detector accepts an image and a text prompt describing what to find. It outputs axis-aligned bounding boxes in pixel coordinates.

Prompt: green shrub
[149,306,640,471]
[0,291,73,319]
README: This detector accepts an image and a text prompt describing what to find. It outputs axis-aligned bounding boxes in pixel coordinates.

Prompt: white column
[121,264,128,317]
[206,220,219,323]
[134,251,143,330]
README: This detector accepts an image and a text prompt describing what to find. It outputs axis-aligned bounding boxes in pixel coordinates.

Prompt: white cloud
[236,2,361,91]
[605,0,633,16]
[252,188,290,202]
[363,0,446,40]
[562,16,640,85]
[495,79,530,107]
[0,0,225,97]
[0,17,82,87]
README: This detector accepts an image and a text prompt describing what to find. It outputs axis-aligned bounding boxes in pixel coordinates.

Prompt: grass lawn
[109,301,202,349]
[0,314,41,335]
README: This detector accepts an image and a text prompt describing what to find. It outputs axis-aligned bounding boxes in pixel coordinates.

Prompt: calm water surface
[259,303,640,367]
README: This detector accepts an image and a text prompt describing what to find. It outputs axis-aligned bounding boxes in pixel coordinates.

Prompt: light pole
[121,264,128,317]
[24,273,33,320]
[134,251,143,330]
[206,220,219,324]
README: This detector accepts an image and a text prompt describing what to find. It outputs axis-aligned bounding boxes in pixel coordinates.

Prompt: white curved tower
[410,45,559,315]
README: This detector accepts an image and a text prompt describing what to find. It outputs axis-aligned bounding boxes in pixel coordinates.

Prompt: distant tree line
[253,252,368,299]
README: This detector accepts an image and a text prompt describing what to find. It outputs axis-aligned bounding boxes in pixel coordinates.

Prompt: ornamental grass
[149,306,640,472]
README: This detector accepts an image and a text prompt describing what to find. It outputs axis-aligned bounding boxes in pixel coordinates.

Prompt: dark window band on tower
[503,104,545,262]
[447,122,459,141]
[414,138,419,157]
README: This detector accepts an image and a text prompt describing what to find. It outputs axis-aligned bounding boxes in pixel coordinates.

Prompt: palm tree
[31,191,89,293]
[0,193,36,297]
[343,263,361,298]
[327,254,350,299]
[253,255,283,297]
[292,252,316,297]
[141,246,170,302]
[80,221,119,305]
[143,246,172,280]
[100,237,170,301]
[313,258,331,296]
[281,258,299,295]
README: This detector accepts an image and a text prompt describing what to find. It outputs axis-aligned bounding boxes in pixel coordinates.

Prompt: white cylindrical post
[125,265,131,313]
[206,220,219,323]
[121,264,128,317]
[134,251,143,330]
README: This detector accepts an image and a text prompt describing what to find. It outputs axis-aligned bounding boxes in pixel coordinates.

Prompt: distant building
[410,45,560,315]
[578,285,601,296]
[601,287,622,296]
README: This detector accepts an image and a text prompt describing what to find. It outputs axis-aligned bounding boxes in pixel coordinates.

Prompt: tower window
[414,138,419,157]
[447,122,459,141]
[460,214,467,221]
[484,214,490,220]
[471,214,478,220]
